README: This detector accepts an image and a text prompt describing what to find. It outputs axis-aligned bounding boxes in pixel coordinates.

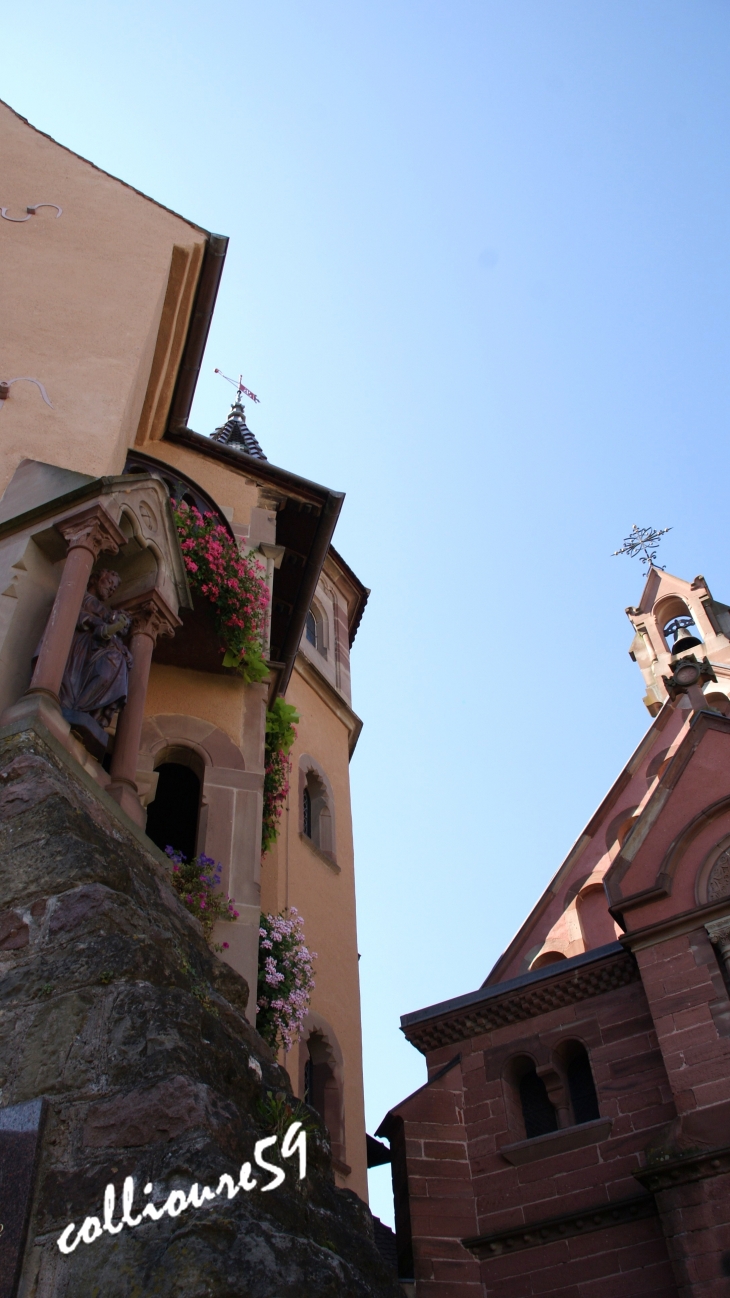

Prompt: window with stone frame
[503,1054,558,1140]
[557,1040,600,1125]
[304,599,328,658]
[302,768,333,856]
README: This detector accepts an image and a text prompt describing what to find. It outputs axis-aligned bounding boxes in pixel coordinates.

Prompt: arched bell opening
[655,596,703,655]
[145,745,204,861]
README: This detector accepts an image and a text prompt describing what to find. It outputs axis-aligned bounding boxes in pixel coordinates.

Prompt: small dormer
[626,568,730,714]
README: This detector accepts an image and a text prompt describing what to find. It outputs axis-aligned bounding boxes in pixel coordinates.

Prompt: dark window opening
[303,786,312,838]
[566,1045,600,1124]
[520,1068,558,1138]
[303,1057,313,1107]
[146,762,201,861]
[306,611,317,646]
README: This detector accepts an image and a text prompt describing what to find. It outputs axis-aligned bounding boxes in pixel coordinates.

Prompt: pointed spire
[210,397,267,459]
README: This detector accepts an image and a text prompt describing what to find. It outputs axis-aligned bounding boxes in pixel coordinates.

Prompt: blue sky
[5,0,730,1225]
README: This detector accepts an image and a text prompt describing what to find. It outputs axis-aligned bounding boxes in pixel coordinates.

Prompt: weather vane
[612,523,672,569]
[214,368,260,404]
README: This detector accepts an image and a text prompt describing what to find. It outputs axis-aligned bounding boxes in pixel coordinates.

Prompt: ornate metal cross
[612,524,672,569]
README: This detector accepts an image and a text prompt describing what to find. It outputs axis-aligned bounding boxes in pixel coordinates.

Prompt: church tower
[626,567,730,715]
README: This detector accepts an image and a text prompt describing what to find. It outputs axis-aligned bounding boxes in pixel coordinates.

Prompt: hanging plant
[257,908,316,1053]
[165,846,239,949]
[262,698,299,856]
[173,500,270,684]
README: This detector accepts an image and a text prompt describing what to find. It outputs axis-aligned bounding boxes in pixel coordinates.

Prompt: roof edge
[402,941,625,1031]
[1,98,212,235]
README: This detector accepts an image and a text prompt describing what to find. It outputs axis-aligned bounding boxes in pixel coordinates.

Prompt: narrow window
[306,611,317,646]
[303,1056,314,1106]
[303,786,312,838]
[566,1046,600,1124]
[519,1067,558,1138]
[146,761,201,860]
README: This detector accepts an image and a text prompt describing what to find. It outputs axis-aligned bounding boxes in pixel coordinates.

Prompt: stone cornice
[463,1194,656,1259]
[401,945,639,1054]
[635,1143,730,1193]
[618,898,730,952]
[292,652,363,757]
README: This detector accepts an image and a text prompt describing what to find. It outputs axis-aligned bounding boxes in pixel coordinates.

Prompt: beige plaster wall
[0,101,207,497]
[144,664,247,750]
[139,443,262,528]
[261,659,368,1201]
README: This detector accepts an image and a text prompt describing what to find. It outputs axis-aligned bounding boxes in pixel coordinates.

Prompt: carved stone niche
[696,833,730,907]
[0,459,191,790]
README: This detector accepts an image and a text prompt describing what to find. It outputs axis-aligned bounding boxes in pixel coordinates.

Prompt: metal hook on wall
[0,203,63,223]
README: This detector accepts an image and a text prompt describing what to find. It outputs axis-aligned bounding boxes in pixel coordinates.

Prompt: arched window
[304,601,328,658]
[145,757,202,860]
[302,769,333,856]
[519,1067,559,1138]
[563,1043,600,1124]
[302,1030,345,1164]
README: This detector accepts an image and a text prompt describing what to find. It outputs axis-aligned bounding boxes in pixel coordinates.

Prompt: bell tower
[626,567,730,714]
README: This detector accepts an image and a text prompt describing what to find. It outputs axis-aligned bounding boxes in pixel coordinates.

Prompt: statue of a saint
[58,569,133,729]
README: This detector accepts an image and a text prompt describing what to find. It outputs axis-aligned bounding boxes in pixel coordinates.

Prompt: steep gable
[0,100,209,496]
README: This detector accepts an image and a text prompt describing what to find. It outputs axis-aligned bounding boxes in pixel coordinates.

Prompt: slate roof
[210,399,267,459]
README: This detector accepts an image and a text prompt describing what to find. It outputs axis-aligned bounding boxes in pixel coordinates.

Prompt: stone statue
[58,569,133,729]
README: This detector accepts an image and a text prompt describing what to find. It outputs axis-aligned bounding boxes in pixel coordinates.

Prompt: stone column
[1,505,126,739]
[106,591,180,826]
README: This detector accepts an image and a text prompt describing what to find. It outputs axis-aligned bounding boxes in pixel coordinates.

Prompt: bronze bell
[672,623,702,655]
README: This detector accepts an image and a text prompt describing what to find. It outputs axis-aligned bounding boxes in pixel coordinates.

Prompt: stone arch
[696,831,730,906]
[298,752,337,862]
[530,950,568,970]
[502,1053,557,1140]
[658,795,730,898]
[305,596,329,657]
[653,594,701,653]
[138,713,262,1005]
[553,1038,601,1125]
[299,1010,346,1168]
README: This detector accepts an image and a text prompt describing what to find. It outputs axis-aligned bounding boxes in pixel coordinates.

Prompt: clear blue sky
[6,0,730,1225]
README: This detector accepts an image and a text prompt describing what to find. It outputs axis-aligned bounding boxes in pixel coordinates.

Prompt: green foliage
[265,698,299,753]
[255,1090,319,1138]
[261,700,300,856]
[165,847,239,947]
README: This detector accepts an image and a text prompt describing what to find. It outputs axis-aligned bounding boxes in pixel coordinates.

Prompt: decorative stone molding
[125,589,181,643]
[705,916,730,980]
[708,850,730,902]
[402,949,639,1053]
[56,504,126,560]
[499,1116,613,1166]
[463,1193,656,1258]
[635,1143,730,1193]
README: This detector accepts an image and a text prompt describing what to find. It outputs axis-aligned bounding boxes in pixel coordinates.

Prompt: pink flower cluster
[174,501,270,683]
[256,908,317,1053]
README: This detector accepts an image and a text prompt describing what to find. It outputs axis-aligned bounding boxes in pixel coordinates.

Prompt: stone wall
[0,721,401,1298]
